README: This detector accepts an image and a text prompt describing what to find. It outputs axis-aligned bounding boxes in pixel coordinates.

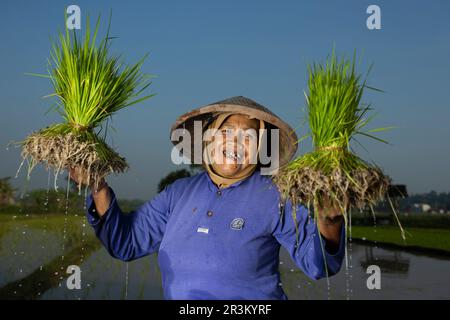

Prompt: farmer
[70,96,346,300]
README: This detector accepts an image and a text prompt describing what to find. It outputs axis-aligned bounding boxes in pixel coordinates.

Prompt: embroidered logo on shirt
[230,218,245,230]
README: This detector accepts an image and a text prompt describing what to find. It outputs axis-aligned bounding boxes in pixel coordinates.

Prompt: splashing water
[15,158,26,180]
[369,205,379,260]
[55,172,71,291]
[346,208,353,300]
[14,182,29,297]
[76,183,91,300]
[124,262,129,300]
[80,184,90,263]
[37,169,52,298]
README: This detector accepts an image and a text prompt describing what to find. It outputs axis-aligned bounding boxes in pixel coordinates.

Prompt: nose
[230,131,245,148]
[234,129,243,143]
[220,129,251,152]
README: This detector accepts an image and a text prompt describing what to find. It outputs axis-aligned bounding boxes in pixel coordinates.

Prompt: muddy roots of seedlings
[273,165,391,212]
[20,131,128,190]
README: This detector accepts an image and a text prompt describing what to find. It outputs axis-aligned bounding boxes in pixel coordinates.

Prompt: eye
[244,131,257,142]
[221,129,234,137]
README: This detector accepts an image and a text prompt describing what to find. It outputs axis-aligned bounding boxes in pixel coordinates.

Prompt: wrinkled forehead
[220,114,260,130]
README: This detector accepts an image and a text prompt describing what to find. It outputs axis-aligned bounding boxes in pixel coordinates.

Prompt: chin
[213,163,245,177]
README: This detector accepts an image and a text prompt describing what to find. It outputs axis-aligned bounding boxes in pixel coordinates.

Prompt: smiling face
[209,114,260,178]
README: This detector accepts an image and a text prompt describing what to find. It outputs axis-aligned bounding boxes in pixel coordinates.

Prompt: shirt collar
[204,169,257,192]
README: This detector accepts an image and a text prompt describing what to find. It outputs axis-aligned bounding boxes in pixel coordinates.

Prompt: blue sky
[1,0,449,200]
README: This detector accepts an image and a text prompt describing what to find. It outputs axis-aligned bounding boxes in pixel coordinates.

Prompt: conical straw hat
[170,96,298,170]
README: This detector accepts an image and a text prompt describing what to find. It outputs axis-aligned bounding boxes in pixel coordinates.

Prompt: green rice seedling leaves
[17,15,154,191]
[273,49,405,244]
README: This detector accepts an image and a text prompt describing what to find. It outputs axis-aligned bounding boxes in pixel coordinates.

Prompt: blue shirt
[86,170,345,300]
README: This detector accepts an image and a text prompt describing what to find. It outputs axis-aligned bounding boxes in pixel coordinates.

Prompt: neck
[206,164,257,189]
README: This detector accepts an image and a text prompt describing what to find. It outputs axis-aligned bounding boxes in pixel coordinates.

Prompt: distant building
[412,203,431,213]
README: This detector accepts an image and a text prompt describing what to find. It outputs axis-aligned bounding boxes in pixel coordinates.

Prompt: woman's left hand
[315,194,347,253]
[316,194,348,224]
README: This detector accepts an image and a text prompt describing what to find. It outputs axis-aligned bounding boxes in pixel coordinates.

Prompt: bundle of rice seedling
[273,50,405,239]
[17,16,154,191]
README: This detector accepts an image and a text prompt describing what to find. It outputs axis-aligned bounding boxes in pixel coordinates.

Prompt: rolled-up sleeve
[271,200,346,280]
[86,185,173,262]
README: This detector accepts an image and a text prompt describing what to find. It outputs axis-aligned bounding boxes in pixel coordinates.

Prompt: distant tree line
[400,191,450,211]
[2,169,449,215]
[372,191,450,213]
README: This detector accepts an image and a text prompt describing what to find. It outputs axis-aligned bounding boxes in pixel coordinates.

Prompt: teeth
[225,151,236,160]
[223,151,242,160]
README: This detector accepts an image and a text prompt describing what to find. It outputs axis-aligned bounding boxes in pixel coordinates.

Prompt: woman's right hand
[69,166,106,191]
[69,166,111,216]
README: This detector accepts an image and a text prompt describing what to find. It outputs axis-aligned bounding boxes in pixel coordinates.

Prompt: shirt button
[216,190,222,196]
[207,210,214,217]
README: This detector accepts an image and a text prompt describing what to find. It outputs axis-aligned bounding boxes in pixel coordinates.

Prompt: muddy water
[1,214,449,299]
